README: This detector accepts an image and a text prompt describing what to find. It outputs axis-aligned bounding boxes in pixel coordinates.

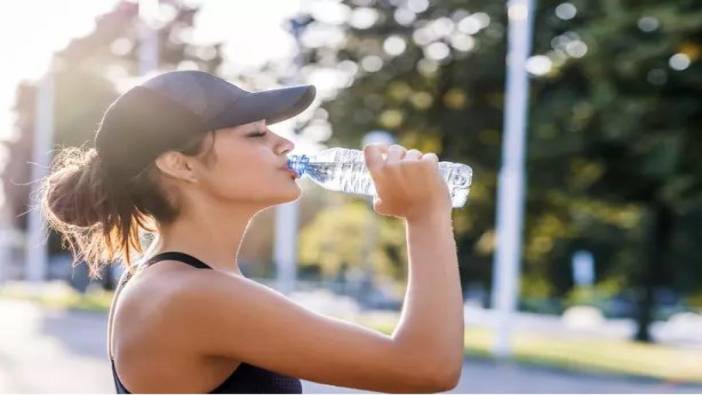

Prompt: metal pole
[274,201,299,295]
[490,0,535,357]
[0,206,12,283]
[138,0,159,76]
[274,4,312,295]
[25,61,55,282]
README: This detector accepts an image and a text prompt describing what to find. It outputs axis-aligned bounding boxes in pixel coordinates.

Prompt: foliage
[298,193,407,280]
[296,0,702,341]
[1,0,224,256]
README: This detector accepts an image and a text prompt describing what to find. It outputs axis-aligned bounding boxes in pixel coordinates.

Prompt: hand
[363,143,452,222]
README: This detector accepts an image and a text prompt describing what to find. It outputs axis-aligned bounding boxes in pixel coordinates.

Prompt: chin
[264,185,303,207]
[281,186,303,203]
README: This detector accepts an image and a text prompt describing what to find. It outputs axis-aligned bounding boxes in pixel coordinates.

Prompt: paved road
[1,299,700,393]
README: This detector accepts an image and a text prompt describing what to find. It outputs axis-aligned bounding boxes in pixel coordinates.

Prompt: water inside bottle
[288,151,472,207]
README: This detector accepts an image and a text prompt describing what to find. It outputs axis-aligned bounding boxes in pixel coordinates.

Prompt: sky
[0,0,305,142]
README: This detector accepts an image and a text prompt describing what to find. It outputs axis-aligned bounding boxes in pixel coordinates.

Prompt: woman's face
[192,119,301,208]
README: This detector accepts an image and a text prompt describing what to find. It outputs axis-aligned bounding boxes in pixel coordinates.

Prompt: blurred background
[0,0,700,393]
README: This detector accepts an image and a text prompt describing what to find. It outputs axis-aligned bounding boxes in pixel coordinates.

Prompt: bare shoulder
[163,268,272,310]
[112,265,243,358]
[161,269,296,332]
[110,266,246,392]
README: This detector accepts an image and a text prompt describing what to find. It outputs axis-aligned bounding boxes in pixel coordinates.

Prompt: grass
[362,317,702,385]
[2,281,701,384]
[0,281,114,312]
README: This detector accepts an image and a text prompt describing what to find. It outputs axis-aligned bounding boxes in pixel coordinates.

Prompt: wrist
[405,209,452,228]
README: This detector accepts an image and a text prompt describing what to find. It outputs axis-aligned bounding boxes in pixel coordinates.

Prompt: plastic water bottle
[287,147,473,208]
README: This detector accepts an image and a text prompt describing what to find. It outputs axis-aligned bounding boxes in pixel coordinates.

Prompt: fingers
[363,144,387,172]
[363,144,449,218]
[422,152,438,163]
[362,143,389,156]
[364,144,392,197]
[386,144,406,164]
[405,149,423,160]
[365,144,430,171]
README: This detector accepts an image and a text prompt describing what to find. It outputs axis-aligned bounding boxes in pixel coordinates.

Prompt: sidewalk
[1,299,701,393]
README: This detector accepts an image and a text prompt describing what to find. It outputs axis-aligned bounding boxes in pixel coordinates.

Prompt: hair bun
[42,147,108,228]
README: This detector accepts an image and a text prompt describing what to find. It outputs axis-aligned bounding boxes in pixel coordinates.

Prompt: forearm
[391,212,464,371]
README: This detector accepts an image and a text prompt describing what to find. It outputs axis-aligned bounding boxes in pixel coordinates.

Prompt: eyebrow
[233,122,267,134]
[235,125,261,133]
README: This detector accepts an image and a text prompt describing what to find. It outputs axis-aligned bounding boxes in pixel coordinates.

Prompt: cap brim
[209,84,316,130]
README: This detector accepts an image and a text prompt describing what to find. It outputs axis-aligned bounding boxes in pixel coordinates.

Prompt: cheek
[197,137,300,204]
[207,156,264,197]
[202,150,295,202]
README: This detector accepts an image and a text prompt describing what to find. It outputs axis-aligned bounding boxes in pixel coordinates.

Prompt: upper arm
[164,272,451,393]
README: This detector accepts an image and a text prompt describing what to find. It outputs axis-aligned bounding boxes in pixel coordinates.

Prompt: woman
[39,70,464,393]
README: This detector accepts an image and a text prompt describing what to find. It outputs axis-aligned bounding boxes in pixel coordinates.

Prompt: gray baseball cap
[95,70,316,181]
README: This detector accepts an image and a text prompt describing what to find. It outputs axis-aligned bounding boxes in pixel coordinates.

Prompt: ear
[154,151,198,183]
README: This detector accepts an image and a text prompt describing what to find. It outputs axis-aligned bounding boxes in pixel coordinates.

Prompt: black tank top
[108,251,303,394]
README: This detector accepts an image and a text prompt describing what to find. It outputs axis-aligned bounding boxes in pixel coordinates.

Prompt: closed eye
[247,130,267,138]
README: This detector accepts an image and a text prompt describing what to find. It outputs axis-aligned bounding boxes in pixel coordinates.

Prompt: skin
[108,120,464,393]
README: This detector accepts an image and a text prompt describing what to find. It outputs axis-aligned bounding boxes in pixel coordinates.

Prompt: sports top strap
[117,251,213,287]
[145,251,213,270]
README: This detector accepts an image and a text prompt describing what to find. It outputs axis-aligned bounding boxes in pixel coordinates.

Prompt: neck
[150,202,261,276]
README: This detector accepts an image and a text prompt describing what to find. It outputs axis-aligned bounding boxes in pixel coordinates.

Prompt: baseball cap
[94,70,316,181]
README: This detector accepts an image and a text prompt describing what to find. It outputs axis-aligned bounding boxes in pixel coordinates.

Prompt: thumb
[372,196,387,215]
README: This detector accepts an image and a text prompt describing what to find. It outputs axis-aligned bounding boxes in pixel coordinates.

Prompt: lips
[280,166,298,178]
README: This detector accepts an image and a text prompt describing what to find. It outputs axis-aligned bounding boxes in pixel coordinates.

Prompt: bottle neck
[288,154,310,178]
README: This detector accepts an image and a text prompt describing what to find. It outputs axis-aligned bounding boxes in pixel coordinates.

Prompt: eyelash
[248,131,267,138]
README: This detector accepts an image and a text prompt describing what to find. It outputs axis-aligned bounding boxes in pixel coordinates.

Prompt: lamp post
[490,0,535,357]
[25,60,55,282]
[106,0,160,287]
[274,11,314,296]
[138,0,159,76]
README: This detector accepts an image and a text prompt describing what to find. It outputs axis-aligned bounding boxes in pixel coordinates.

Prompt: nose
[276,135,295,156]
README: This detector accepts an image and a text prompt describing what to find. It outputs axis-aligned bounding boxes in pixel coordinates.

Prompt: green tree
[1,0,224,284]
[297,0,508,296]
[298,195,407,281]
[296,0,702,341]
[529,0,702,341]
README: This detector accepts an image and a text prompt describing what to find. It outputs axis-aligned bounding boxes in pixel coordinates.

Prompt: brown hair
[38,132,217,279]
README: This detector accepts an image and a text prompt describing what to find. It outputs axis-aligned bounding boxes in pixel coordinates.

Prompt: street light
[490,0,535,357]
[138,0,160,76]
[107,0,161,287]
[25,59,55,282]
[274,10,315,296]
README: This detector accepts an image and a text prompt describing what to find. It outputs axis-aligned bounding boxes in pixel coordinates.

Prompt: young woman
[39,70,464,393]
